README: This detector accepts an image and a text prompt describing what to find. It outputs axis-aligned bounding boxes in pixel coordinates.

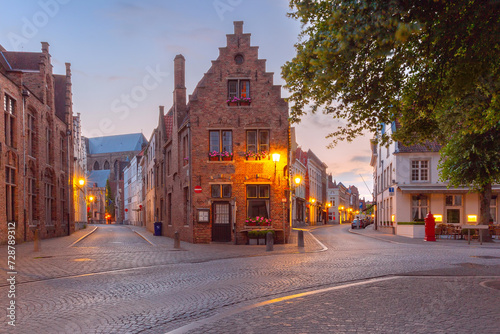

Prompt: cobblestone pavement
[2,224,499,333]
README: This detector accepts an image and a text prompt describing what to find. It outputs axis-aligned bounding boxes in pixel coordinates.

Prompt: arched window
[104,160,110,170]
[93,161,100,170]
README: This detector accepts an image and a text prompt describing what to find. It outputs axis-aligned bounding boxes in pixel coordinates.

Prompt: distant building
[87,170,110,224]
[0,42,74,243]
[73,113,87,228]
[123,151,144,226]
[306,149,328,225]
[140,128,157,233]
[86,133,147,223]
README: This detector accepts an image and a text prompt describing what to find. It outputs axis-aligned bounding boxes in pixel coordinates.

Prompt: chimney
[159,105,164,115]
[41,41,49,54]
[173,55,186,125]
[234,21,243,35]
[174,54,185,89]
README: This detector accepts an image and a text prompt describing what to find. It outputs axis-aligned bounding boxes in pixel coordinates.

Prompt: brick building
[155,21,290,244]
[0,42,74,244]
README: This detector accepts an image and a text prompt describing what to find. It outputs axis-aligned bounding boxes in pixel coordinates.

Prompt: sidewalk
[128,225,327,256]
[349,224,500,248]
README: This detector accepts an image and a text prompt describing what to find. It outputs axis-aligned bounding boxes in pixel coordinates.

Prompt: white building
[124,153,144,226]
[141,129,156,233]
[72,113,87,228]
[291,148,307,226]
[371,122,500,237]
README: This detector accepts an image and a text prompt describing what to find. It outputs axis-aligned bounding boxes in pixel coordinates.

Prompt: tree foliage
[283,0,500,226]
[282,0,500,146]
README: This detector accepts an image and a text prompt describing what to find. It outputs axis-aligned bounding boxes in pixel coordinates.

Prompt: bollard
[266,232,274,252]
[34,229,40,252]
[174,231,181,249]
[298,230,304,248]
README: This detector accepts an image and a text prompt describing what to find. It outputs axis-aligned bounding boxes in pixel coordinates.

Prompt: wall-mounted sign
[194,186,202,194]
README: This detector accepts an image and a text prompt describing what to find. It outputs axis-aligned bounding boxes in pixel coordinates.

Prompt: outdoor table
[461,225,489,245]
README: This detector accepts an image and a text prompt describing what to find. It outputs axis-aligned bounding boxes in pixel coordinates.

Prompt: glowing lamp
[467,215,477,223]
[272,153,280,162]
[434,214,443,222]
[89,195,94,202]
[78,178,85,187]
[294,176,301,185]
[391,214,395,222]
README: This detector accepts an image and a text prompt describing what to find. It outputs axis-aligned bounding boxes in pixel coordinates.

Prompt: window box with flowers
[245,216,272,227]
[226,97,240,106]
[220,151,233,161]
[208,151,220,161]
[239,97,251,106]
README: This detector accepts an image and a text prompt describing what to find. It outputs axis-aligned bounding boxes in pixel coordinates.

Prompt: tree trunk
[479,182,493,242]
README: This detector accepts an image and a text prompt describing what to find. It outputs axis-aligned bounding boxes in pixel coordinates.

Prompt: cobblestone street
[2,224,500,333]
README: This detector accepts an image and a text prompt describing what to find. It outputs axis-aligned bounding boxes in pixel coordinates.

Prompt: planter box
[209,156,219,161]
[397,223,425,238]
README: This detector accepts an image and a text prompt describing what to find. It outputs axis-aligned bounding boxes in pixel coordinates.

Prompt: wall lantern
[294,176,301,185]
[78,178,85,187]
[272,153,280,175]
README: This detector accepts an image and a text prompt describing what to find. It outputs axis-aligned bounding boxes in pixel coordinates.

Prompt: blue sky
[1,0,373,199]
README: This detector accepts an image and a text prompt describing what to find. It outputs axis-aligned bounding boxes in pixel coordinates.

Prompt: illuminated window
[4,94,16,148]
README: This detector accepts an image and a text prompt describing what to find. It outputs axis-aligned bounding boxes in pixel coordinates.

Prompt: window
[4,94,16,148]
[104,161,110,170]
[167,193,172,225]
[167,150,172,175]
[211,184,232,198]
[209,130,232,160]
[93,161,100,171]
[45,180,54,226]
[27,113,36,156]
[228,79,250,99]
[183,135,189,166]
[183,187,189,225]
[28,177,36,224]
[6,165,16,221]
[445,195,462,206]
[247,184,270,218]
[61,135,66,169]
[46,127,53,163]
[246,129,269,154]
[411,195,428,221]
[411,160,429,182]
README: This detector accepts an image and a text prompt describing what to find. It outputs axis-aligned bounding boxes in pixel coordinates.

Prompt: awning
[398,185,500,194]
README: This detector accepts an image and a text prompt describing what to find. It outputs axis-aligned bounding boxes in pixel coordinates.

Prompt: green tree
[283,0,500,232]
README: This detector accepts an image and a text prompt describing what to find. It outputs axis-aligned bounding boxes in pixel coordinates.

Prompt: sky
[1,0,374,200]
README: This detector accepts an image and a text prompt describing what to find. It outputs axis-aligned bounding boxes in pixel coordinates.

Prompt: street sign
[194,186,202,194]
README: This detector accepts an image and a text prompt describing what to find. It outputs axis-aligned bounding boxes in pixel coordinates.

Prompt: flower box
[239,101,250,106]
[222,156,232,161]
[227,102,238,106]
[209,156,219,161]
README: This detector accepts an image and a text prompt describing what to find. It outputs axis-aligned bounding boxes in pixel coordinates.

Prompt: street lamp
[272,153,280,175]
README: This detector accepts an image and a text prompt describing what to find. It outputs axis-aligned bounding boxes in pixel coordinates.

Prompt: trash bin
[154,222,162,236]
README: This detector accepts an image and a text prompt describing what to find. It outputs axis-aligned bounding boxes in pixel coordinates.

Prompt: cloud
[350,155,371,163]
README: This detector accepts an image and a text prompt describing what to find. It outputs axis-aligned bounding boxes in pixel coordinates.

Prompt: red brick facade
[0,42,74,244]
[155,22,290,244]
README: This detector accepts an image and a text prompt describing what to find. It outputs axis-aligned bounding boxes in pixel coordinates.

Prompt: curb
[130,228,155,246]
[348,227,404,244]
[68,226,98,247]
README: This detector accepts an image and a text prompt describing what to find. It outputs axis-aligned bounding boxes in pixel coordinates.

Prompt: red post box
[424,211,436,241]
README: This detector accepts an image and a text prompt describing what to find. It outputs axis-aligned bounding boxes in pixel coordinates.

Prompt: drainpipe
[22,88,29,241]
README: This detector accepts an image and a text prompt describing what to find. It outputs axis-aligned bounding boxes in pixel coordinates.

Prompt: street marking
[292,228,328,252]
[165,276,399,334]
[68,226,98,247]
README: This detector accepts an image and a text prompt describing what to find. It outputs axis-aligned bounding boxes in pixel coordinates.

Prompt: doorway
[212,202,231,242]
